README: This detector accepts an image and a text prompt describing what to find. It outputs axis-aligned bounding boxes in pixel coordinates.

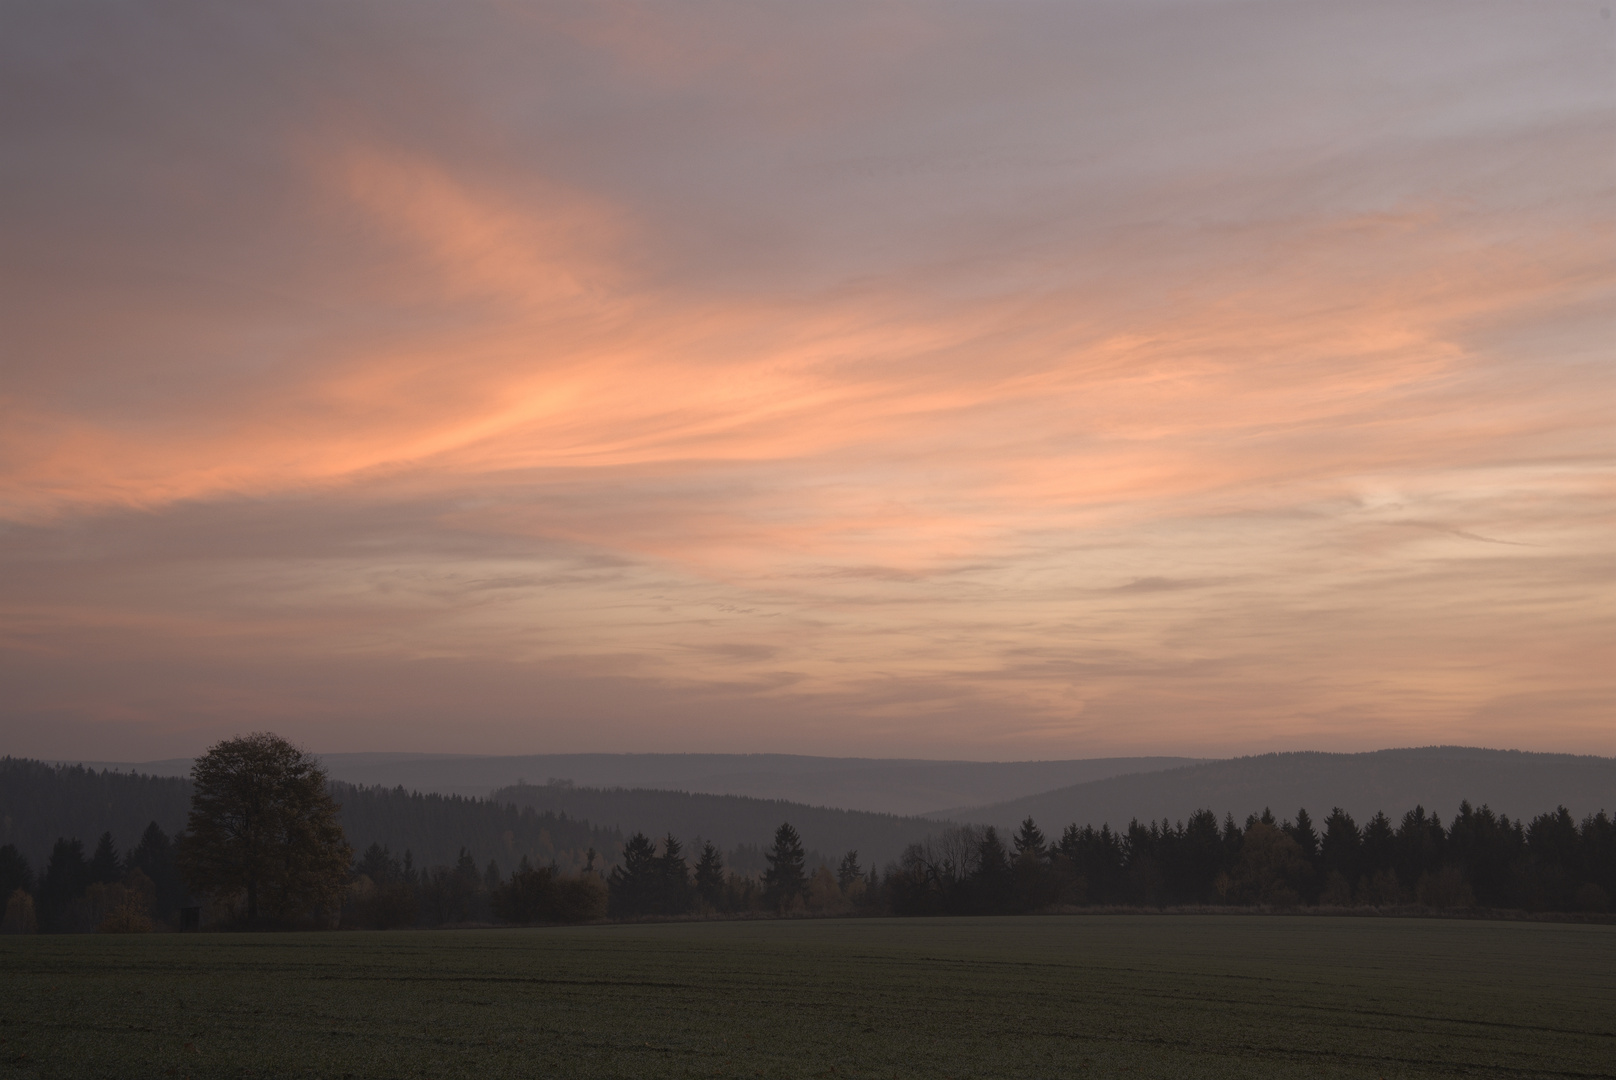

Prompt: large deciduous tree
[177,733,352,925]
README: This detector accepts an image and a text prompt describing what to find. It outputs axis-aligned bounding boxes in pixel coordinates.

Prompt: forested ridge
[492,781,928,868]
[879,804,1614,916]
[0,759,621,873]
[1,755,1611,933]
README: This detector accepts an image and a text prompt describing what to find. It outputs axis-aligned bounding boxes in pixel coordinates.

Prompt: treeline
[0,758,632,933]
[600,824,864,918]
[339,827,848,929]
[4,747,1611,931]
[1,824,188,933]
[340,842,610,929]
[492,782,927,871]
[0,758,191,869]
[0,758,627,886]
[881,804,1615,915]
[329,781,621,872]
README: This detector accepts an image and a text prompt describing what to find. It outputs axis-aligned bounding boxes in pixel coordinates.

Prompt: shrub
[2,888,37,934]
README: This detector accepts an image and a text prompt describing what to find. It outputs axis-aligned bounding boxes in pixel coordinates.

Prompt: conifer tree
[836,850,863,891]
[89,832,121,885]
[973,826,1015,912]
[607,832,659,917]
[1013,818,1046,860]
[694,842,725,908]
[657,834,691,914]
[39,838,90,931]
[763,823,806,908]
[1319,808,1360,882]
[1286,809,1320,862]
[0,845,32,902]
[356,842,402,883]
[129,822,185,922]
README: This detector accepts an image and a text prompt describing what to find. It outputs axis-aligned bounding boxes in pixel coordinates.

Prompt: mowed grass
[2,916,1613,1079]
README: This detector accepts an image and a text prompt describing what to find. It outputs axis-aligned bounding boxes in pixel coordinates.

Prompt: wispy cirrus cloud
[0,1,1610,759]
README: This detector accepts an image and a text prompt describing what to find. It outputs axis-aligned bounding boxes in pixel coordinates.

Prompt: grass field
[2,915,1613,1079]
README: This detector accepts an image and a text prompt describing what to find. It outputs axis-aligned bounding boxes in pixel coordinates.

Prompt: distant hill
[61,753,1202,815]
[0,759,621,875]
[0,758,193,871]
[945,747,1616,832]
[493,783,951,869]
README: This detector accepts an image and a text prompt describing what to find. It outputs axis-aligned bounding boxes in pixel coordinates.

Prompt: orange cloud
[0,0,1609,759]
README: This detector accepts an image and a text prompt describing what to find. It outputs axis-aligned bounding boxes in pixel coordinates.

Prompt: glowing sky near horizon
[1,1,1612,761]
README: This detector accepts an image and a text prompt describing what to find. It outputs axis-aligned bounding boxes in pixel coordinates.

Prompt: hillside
[62,753,1201,815]
[0,759,621,875]
[493,782,950,869]
[948,747,1616,832]
[0,758,193,871]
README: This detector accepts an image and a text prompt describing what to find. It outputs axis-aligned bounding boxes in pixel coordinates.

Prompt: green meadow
[2,915,1612,1079]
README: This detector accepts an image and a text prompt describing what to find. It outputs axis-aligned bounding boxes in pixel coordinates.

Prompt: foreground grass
[2,915,1613,1079]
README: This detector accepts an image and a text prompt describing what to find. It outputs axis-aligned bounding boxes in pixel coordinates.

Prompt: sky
[1,1,1612,762]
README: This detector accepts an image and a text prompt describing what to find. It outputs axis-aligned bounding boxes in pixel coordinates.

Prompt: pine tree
[39,838,90,931]
[0,845,33,902]
[973,827,1015,913]
[1013,818,1046,860]
[763,823,806,909]
[656,834,691,914]
[1319,808,1360,883]
[607,833,659,917]
[836,850,863,891]
[129,822,185,922]
[89,832,121,885]
[694,842,725,908]
[978,827,1011,877]
[1286,809,1320,862]
[357,843,402,883]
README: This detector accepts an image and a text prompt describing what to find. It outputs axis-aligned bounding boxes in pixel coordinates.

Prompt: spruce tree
[607,833,659,917]
[1013,818,1046,860]
[1319,808,1360,882]
[836,850,862,891]
[1357,814,1396,879]
[656,834,691,914]
[763,823,806,909]
[356,843,402,883]
[1286,809,1320,862]
[130,822,185,922]
[0,845,33,901]
[39,838,90,931]
[694,842,725,908]
[89,832,121,885]
[973,827,1015,913]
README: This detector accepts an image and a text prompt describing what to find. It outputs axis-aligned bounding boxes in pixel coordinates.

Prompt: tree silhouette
[1286,808,1320,861]
[177,732,352,924]
[0,845,32,903]
[129,822,185,922]
[763,823,806,909]
[39,838,90,931]
[694,841,725,908]
[607,832,659,917]
[89,832,121,885]
[657,834,691,914]
[1012,818,1046,860]
[837,850,863,891]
